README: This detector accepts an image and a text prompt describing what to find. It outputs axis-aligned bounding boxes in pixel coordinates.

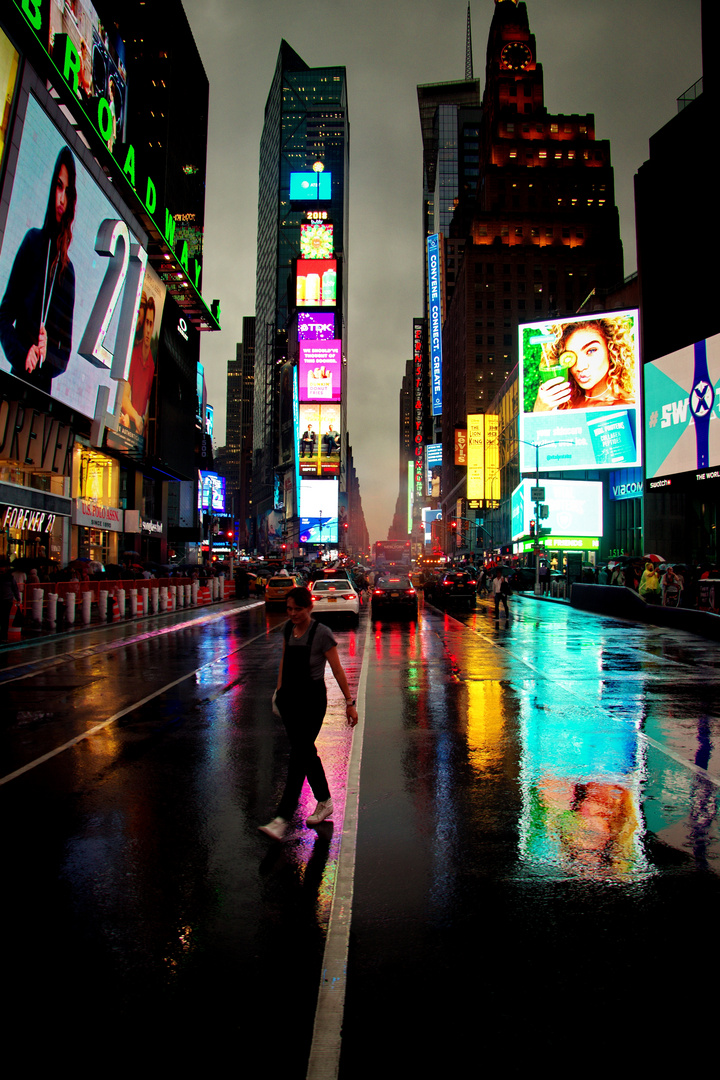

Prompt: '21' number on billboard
[78,219,148,381]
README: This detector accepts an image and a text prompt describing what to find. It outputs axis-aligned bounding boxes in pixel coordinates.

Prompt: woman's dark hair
[43,146,77,279]
[286,585,312,609]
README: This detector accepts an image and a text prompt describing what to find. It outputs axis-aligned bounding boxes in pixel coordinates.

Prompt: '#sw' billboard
[518,310,641,472]
[644,333,720,486]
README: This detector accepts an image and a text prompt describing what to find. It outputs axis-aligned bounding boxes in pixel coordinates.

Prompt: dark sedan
[431,571,477,612]
[370,575,419,620]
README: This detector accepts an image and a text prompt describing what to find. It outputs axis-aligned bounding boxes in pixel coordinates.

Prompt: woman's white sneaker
[306,798,333,827]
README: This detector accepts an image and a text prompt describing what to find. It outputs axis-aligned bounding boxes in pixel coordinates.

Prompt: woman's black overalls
[275,619,331,819]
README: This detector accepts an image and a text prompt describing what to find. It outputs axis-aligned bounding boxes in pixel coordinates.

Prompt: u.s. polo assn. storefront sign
[72,501,123,531]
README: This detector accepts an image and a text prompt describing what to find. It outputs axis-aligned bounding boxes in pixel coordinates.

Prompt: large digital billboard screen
[644,333,720,487]
[298,312,335,341]
[298,403,341,477]
[427,234,442,416]
[198,471,226,513]
[467,414,500,503]
[511,479,603,542]
[290,172,331,201]
[105,262,166,459]
[299,340,342,402]
[0,30,19,172]
[49,0,128,152]
[0,94,145,421]
[297,259,336,308]
[518,310,641,472]
[299,478,338,544]
[300,223,333,259]
[426,443,442,497]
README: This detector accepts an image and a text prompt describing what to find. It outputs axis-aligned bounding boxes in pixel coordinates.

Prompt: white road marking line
[306,615,372,1080]
[0,625,271,787]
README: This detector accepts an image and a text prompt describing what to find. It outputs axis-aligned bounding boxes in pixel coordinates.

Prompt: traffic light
[450,520,457,533]
[529,519,536,537]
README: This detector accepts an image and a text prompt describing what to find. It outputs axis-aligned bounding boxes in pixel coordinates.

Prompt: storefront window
[73,447,119,504]
[71,447,121,566]
[0,465,69,497]
[1,510,63,563]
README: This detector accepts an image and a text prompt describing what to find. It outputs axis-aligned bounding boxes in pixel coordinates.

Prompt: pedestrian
[259,585,358,841]
[491,567,510,618]
[1,556,21,642]
[638,561,660,604]
[235,566,250,599]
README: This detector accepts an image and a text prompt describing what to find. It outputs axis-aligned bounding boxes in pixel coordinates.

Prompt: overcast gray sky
[182,0,702,546]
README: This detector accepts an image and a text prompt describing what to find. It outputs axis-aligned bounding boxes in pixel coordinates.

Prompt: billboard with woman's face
[518,310,641,473]
[0,93,146,422]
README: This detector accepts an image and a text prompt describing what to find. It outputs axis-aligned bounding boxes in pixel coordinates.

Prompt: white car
[310,578,360,627]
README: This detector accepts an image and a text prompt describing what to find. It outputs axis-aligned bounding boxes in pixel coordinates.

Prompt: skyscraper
[439,0,624,543]
[253,42,349,551]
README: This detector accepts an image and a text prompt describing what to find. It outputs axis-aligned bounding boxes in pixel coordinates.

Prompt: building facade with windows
[438,0,624,552]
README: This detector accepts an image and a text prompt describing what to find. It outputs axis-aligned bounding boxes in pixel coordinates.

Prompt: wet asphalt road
[1,594,718,1075]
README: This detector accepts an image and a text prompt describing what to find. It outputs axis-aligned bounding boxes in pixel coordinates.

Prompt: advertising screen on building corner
[0,94,147,422]
[511,479,602,541]
[518,309,641,472]
[427,234,442,416]
[296,259,336,308]
[299,478,338,544]
[644,332,720,488]
[299,340,342,402]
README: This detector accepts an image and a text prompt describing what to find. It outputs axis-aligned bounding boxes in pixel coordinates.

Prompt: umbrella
[643,553,665,563]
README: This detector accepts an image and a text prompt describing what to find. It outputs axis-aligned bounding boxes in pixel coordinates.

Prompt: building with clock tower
[439,0,625,545]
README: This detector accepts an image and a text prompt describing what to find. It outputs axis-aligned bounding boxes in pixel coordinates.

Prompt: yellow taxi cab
[264,575,299,608]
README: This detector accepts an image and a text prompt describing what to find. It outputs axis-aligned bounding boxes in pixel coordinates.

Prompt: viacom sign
[427,234,443,417]
[645,333,720,483]
[609,468,643,501]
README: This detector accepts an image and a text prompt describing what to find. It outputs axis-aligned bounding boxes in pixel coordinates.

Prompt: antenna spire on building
[465,3,474,80]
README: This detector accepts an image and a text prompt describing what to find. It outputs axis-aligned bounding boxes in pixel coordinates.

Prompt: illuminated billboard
[426,443,442,497]
[300,223,333,260]
[299,478,338,544]
[198,471,226,512]
[467,414,500,503]
[49,0,128,152]
[298,403,341,477]
[0,30,19,171]
[511,479,603,542]
[290,171,332,201]
[518,310,641,472]
[299,340,342,402]
[297,259,336,307]
[644,333,720,487]
[427,234,443,416]
[298,312,335,341]
[105,262,166,459]
[0,94,146,422]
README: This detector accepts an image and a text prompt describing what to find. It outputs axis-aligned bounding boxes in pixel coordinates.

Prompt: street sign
[539,527,552,536]
[531,486,545,502]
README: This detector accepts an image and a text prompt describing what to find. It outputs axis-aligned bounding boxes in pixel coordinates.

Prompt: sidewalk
[1,585,254,655]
